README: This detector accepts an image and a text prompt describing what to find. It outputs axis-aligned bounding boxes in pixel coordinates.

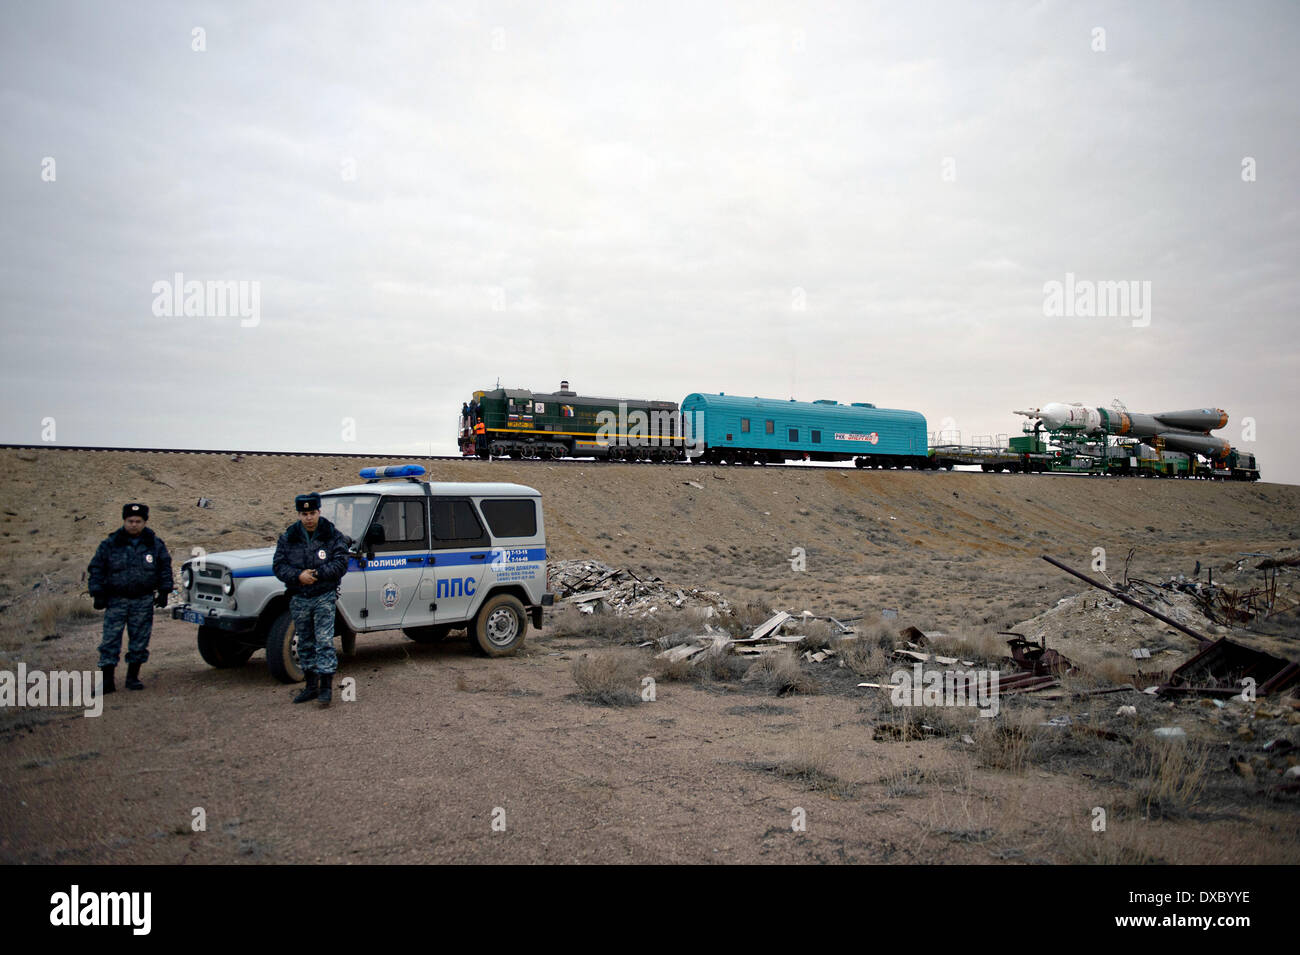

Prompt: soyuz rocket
[1014,403,1231,460]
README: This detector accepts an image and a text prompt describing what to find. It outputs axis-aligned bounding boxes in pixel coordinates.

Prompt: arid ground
[1,448,1298,863]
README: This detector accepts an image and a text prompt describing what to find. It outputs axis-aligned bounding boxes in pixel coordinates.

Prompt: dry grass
[972,708,1045,774]
[730,600,777,632]
[547,604,708,646]
[755,729,856,798]
[569,651,646,706]
[835,636,886,677]
[926,628,1004,666]
[1126,736,1211,818]
[742,649,819,696]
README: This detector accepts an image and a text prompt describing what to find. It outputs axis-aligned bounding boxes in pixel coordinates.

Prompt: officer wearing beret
[87,503,174,692]
[272,492,350,706]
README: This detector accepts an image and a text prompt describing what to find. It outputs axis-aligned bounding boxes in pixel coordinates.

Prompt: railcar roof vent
[813,399,837,405]
[557,380,575,395]
[851,402,876,408]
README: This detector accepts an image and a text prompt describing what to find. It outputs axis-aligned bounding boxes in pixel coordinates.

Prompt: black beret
[122,503,149,520]
[294,493,322,512]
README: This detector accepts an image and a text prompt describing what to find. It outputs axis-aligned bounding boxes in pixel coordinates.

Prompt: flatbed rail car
[929,437,1260,480]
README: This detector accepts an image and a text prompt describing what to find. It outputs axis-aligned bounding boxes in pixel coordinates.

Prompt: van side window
[479,499,537,538]
[431,499,489,548]
[371,499,429,553]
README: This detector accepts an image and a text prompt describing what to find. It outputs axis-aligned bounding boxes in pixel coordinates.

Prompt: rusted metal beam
[1040,555,1213,647]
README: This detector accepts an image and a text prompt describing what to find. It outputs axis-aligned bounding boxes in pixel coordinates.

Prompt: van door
[430,497,492,624]
[362,496,431,631]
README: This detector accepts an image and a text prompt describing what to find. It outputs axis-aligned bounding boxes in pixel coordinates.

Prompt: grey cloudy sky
[3,1,1297,482]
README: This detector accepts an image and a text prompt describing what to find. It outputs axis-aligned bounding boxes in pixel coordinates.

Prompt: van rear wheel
[470,594,528,657]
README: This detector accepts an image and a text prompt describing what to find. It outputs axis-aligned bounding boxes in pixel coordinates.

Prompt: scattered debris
[1041,554,1212,647]
[196,498,213,508]
[1158,638,1300,699]
[1153,727,1187,740]
[549,559,731,618]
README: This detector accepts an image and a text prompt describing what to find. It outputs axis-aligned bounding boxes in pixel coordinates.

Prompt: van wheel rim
[486,608,518,646]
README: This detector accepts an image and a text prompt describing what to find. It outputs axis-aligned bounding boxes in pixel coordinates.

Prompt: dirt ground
[1,449,1298,864]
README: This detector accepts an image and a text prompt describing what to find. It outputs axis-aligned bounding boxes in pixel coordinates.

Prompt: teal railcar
[680,393,930,467]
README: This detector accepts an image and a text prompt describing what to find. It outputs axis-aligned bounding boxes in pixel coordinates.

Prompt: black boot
[318,671,334,707]
[125,661,144,691]
[100,665,116,695]
[293,671,319,704]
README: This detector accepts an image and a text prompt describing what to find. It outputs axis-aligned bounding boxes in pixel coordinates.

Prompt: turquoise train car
[680,393,931,467]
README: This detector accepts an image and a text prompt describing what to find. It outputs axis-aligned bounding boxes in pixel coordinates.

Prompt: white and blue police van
[172,466,554,682]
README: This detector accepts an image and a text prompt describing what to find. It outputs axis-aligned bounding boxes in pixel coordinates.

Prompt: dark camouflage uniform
[273,516,349,676]
[290,592,339,675]
[100,595,157,667]
[87,527,173,667]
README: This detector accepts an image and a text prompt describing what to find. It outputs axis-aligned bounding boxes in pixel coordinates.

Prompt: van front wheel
[471,594,528,657]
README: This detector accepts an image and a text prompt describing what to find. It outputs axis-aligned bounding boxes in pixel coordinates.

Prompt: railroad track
[0,444,863,471]
[0,444,1237,478]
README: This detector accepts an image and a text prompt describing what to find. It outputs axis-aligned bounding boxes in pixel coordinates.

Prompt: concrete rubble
[648,609,858,666]
[548,559,732,618]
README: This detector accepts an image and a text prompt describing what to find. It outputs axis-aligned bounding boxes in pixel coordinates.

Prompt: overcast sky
[3,1,1297,482]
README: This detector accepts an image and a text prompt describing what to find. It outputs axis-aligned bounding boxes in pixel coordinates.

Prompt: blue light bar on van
[359,465,426,479]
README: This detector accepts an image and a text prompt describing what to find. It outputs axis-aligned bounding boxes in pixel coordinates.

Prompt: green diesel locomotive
[459,380,686,461]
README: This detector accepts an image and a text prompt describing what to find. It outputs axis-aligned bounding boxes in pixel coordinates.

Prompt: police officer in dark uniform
[87,503,173,692]
[272,493,350,706]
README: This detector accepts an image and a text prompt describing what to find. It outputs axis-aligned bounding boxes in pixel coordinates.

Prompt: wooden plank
[750,611,792,641]
[656,644,706,663]
[569,590,613,604]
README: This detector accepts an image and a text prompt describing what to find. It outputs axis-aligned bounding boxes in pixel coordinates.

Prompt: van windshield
[318,494,377,546]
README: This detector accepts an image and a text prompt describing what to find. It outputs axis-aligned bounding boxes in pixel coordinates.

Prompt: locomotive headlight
[181,566,193,589]
[221,571,234,595]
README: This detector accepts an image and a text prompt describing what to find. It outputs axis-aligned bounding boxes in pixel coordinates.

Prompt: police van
[172,466,554,682]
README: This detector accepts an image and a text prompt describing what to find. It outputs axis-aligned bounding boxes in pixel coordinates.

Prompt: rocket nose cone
[1039,402,1072,429]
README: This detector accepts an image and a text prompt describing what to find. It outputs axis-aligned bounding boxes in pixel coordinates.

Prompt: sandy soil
[1,449,1298,864]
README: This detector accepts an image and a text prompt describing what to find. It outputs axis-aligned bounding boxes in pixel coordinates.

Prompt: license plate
[182,610,205,626]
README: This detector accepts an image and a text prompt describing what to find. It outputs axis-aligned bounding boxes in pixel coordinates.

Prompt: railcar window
[765,420,774,434]
[479,499,537,538]
[788,428,798,442]
[812,430,821,443]
[741,418,750,433]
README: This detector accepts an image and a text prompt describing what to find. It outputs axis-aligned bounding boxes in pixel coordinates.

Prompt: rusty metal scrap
[1158,638,1300,699]
[1040,555,1213,647]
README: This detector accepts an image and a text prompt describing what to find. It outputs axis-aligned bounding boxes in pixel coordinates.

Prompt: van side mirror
[365,524,386,545]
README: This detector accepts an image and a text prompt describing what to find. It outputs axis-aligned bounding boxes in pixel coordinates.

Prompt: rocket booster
[1014,403,1232,460]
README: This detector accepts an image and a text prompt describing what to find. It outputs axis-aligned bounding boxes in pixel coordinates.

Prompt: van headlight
[181,566,193,589]
[222,571,234,595]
